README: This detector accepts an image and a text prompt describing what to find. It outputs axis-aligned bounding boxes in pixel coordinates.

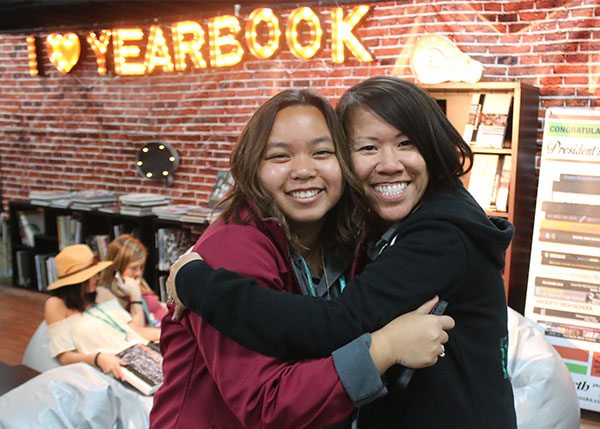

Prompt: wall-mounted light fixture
[136,142,180,186]
[411,34,483,84]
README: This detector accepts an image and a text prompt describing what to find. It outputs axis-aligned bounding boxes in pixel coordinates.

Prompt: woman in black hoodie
[171,76,517,429]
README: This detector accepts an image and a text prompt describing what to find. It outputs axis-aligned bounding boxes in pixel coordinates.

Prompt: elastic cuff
[332,333,388,407]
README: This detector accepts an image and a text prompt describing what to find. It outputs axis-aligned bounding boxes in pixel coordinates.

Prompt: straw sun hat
[47,244,113,291]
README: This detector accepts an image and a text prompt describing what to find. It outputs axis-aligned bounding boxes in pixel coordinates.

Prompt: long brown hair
[99,234,151,294]
[218,89,367,263]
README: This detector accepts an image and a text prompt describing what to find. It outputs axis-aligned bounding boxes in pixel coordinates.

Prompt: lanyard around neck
[85,304,129,340]
[299,255,346,297]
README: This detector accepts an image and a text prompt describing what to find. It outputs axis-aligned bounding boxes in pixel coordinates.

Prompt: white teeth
[289,189,320,199]
[374,183,407,196]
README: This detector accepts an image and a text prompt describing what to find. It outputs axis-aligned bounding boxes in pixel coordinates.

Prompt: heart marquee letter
[46,33,81,74]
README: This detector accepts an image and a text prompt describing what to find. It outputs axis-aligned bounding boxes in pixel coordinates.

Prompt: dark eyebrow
[267,135,333,148]
[310,136,334,145]
[265,141,290,149]
[352,132,405,142]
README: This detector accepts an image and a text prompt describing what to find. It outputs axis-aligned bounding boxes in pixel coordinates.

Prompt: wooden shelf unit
[421,82,540,313]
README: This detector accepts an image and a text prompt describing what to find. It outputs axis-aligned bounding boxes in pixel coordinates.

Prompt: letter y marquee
[25,4,374,77]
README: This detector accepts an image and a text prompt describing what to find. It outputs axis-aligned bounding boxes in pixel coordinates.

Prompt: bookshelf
[9,201,157,293]
[153,217,204,301]
[421,82,540,313]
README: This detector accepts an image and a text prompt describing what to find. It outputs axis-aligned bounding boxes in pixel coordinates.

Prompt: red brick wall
[1,0,599,207]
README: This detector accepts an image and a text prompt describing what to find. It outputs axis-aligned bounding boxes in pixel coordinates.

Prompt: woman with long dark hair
[44,244,160,380]
[150,88,453,428]
[170,77,516,428]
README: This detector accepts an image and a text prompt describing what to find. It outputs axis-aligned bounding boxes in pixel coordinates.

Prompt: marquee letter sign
[46,32,81,74]
[26,4,373,76]
[113,28,146,75]
[87,30,112,75]
[172,21,207,71]
[245,8,280,59]
[286,7,323,59]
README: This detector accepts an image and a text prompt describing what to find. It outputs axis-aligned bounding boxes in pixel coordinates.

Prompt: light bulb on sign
[286,7,322,59]
[27,36,39,76]
[46,33,81,74]
[172,21,208,71]
[411,35,484,84]
[245,8,280,59]
[87,30,112,75]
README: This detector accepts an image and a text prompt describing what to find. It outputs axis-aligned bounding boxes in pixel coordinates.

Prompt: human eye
[314,147,336,158]
[355,144,377,153]
[398,139,413,149]
[265,152,289,162]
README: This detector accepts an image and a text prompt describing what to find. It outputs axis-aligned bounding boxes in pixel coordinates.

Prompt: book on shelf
[46,255,58,287]
[70,189,117,204]
[494,155,512,212]
[474,94,513,148]
[119,206,154,217]
[57,215,82,249]
[466,154,501,210]
[151,204,197,221]
[157,228,196,271]
[17,210,45,247]
[34,254,44,291]
[158,275,167,302]
[119,193,170,207]
[70,202,111,211]
[462,93,484,143]
[116,343,163,396]
[489,155,505,208]
[16,250,33,288]
[34,252,57,291]
[29,190,73,201]
[86,235,110,261]
[113,224,125,238]
[98,204,121,214]
[49,198,72,208]
[207,170,234,208]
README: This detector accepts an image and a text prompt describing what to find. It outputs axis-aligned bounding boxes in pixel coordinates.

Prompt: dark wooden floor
[1,283,600,427]
[0,284,47,366]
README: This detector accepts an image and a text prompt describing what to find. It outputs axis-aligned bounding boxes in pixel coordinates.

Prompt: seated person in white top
[44,244,160,380]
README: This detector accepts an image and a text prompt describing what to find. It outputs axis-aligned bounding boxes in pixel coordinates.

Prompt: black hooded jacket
[177,180,517,428]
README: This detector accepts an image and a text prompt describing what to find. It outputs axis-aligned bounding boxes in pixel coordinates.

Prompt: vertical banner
[525,108,600,412]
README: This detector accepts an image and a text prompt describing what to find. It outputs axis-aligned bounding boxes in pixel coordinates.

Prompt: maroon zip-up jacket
[150,212,355,428]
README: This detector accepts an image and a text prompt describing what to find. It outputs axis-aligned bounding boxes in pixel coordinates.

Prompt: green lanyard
[139,297,155,328]
[300,256,346,297]
[85,304,129,340]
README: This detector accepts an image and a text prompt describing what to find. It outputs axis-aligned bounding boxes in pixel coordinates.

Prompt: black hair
[51,282,96,313]
[336,75,473,196]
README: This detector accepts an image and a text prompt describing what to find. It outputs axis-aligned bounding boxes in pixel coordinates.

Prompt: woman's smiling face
[259,104,344,232]
[348,105,429,226]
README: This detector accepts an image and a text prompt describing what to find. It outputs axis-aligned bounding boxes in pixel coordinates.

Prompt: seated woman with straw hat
[44,244,161,381]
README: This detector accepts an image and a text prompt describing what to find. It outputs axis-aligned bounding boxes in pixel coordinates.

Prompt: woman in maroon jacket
[150,89,453,428]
